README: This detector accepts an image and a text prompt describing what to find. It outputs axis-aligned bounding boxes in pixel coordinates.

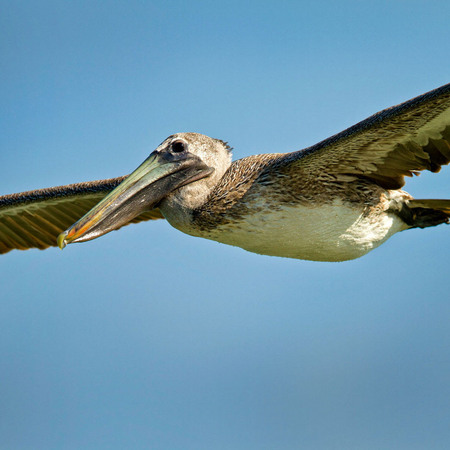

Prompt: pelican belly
[203,203,407,261]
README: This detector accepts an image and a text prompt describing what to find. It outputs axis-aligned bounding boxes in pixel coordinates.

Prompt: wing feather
[275,83,450,189]
[0,177,164,254]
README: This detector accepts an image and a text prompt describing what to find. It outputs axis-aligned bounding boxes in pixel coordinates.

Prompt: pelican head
[57,132,232,248]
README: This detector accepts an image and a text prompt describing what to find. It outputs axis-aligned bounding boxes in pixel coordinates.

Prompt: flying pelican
[1,84,449,261]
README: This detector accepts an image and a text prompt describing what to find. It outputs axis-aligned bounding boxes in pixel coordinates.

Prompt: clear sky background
[1,1,450,449]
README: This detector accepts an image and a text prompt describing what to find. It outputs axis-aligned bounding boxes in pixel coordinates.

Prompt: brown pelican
[1,84,449,261]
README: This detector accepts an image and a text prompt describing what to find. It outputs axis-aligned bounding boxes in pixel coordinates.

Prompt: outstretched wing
[274,83,450,189]
[0,177,164,254]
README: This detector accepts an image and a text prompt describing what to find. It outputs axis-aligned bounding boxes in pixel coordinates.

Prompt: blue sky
[1,1,450,448]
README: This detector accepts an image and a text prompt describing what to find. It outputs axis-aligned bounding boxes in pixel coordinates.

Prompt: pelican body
[1,84,450,261]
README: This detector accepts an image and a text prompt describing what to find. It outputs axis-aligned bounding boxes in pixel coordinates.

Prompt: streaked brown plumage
[1,83,449,260]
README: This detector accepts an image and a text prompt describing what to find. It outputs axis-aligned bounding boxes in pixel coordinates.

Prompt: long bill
[57,151,213,249]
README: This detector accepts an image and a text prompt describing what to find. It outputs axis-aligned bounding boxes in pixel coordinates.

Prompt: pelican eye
[171,140,187,153]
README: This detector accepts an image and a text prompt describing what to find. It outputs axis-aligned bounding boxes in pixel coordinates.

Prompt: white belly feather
[203,203,407,261]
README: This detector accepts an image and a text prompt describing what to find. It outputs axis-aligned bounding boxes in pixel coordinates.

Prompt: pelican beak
[57,150,213,249]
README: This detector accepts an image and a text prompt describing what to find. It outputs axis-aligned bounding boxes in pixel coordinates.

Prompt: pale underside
[172,201,406,261]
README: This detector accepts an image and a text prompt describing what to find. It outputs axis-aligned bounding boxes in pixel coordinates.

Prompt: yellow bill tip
[57,231,68,250]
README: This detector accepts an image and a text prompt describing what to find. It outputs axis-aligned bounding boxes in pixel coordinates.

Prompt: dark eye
[171,140,187,153]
